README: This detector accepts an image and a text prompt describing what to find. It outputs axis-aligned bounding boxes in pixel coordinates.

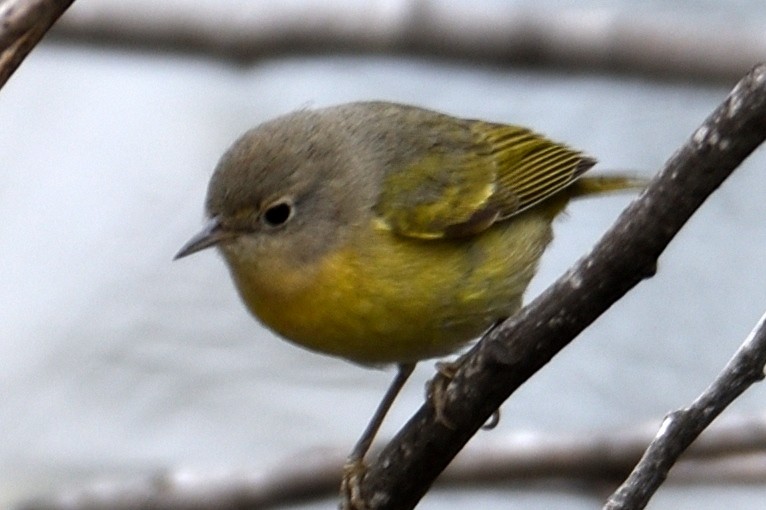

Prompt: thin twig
[604,311,766,509]
[358,64,766,509]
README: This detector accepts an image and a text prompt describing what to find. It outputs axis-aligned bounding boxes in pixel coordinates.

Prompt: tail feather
[533,173,648,220]
[569,174,649,199]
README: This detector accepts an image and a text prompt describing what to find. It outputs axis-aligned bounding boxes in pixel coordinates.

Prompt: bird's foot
[426,357,501,430]
[426,359,462,428]
[340,457,368,510]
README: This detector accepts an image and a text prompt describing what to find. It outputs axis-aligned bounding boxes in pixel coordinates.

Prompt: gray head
[175,105,383,265]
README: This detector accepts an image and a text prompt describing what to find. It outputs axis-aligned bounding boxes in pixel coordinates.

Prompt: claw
[340,457,368,510]
[481,409,501,430]
[426,358,502,430]
[426,359,462,428]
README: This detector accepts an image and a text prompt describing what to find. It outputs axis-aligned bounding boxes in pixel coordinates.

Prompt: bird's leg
[341,362,416,510]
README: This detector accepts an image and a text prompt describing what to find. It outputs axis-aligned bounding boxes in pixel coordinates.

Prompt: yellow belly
[224,211,553,365]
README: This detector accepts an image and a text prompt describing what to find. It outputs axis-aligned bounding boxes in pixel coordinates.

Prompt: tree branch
[358,64,766,509]
[18,414,766,510]
[0,0,75,88]
[52,3,765,83]
[604,311,766,509]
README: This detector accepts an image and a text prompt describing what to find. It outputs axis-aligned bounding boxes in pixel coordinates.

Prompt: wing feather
[375,120,594,239]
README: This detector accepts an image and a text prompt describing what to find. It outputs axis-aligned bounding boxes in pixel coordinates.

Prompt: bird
[175,101,644,508]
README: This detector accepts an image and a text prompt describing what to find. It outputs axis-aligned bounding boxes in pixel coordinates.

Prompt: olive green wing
[375,122,595,239]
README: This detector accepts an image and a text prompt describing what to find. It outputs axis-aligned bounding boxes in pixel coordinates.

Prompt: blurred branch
[18,414,766,510]
[52,3,765,83]
[358,64,766,509]
[0,0,75,88]
[604,311,766,509]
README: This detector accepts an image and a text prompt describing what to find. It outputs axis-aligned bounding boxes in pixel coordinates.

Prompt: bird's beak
[174,217,231,260]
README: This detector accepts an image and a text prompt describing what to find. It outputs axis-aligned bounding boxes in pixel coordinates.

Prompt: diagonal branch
[0,0,75,88]
[359,64,766,509]
[604,310,766,509]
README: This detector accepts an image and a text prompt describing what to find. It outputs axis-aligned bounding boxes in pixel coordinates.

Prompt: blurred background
[2,0,766,508]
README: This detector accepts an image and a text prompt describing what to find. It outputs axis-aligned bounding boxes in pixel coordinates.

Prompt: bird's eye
[262,201,293,227]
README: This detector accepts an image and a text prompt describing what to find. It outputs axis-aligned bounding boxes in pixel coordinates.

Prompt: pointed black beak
[174,217,230,260]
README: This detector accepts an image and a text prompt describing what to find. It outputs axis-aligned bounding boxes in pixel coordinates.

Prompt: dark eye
[262,201,293,227]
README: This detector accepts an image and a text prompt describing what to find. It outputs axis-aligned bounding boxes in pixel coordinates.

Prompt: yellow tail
[535,173,647,221]
[570,174,648,199]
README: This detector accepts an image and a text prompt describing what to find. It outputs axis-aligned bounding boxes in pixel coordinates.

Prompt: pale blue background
[2,1,766,508]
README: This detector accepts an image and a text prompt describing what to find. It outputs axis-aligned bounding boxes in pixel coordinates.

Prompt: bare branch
[446,414,766,487]
[604,311,766,509]
[357,64,766,509]
[0,0,75,88]
[0,0,47,48]
[18,414,766,510]
[52,4,765,83]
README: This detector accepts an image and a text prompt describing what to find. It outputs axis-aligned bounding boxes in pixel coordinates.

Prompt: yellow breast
[224,212,553,365]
